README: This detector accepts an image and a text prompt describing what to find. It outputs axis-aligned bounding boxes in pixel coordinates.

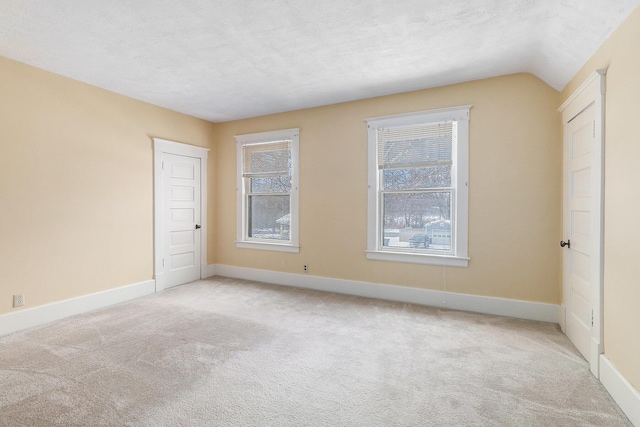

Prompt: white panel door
[563,101,602,368]
[560,70,604,378]
[162,153,201,288]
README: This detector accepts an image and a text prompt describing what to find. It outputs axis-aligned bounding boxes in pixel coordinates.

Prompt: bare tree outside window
[378,125,453,250]
[243,141,292,241]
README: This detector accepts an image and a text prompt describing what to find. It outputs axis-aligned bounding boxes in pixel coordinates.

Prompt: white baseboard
[600,355,640,426]
[0,280,156,337]
[213,264,559,323]
[204,264,217,278]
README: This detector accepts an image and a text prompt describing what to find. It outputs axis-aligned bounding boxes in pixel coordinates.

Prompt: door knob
[560,240,570,248]
[195,224,201,230]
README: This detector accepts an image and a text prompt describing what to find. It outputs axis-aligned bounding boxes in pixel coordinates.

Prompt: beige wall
[214,73,562,304]
[561,6,640,390]
[0,56,216,316]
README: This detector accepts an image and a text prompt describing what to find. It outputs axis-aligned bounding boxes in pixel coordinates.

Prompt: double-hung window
[235,128,300,253]
[366,106,470,267]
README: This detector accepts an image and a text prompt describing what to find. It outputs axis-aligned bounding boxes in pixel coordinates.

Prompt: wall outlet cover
[13,294,25,308]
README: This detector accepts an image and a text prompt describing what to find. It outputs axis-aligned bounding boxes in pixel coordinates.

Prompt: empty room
[1,1,639,425]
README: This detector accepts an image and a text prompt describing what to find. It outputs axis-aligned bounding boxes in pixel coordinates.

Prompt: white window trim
[235,128,300,253]
[365,105,471,267]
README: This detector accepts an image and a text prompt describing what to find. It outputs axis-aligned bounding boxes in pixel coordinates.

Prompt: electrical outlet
[13,294,24,308]
[303,264,308,273]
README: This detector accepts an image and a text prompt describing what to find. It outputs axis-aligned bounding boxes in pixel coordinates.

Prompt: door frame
[153,138,209,292]
[558,69,606,378]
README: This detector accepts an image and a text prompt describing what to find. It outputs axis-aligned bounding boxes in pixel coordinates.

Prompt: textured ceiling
[1,1,638,122]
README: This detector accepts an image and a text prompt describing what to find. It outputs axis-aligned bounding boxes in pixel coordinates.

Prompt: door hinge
[162,258,165,268]
[593,122,596,138]
[591,310,594,327]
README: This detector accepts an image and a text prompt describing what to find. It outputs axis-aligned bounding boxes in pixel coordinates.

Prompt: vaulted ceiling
[1,1,638,122]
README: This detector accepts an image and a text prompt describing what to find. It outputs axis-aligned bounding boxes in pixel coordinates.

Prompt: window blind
[377,121,453,170]
[242,140,291,177]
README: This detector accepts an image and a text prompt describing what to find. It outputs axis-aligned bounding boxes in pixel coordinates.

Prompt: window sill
[365,250,469,267]
[236,241,300,254]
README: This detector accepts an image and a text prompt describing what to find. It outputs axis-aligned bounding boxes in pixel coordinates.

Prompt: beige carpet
[0,276,631,426]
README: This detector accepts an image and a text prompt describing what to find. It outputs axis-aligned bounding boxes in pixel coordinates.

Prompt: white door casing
[154,139,209,292]
[558,70,605,378]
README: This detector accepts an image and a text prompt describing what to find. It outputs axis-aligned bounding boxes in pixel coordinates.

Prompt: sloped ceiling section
[0,0,638,122]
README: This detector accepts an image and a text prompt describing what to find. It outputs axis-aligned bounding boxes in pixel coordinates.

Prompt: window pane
[378,121,452,169]
[248,195,290,240]
[382,192,451,251]
[244,142,290,175]
[383,166,451,190]
[250,176,291,193]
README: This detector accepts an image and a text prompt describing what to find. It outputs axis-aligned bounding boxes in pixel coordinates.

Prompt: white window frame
[365,106,470,267]
[235,128,300,253]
